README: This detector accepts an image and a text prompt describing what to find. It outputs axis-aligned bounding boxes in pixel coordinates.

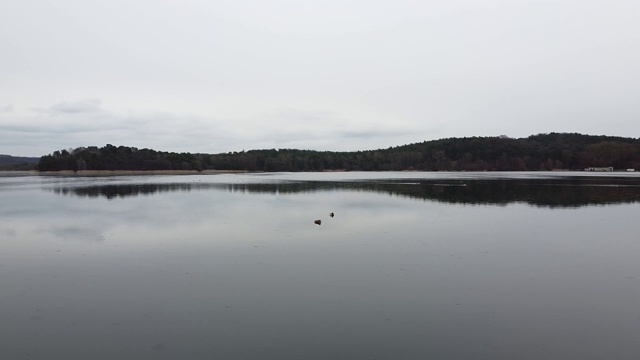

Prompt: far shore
[33,169,249,176]
[2,168,636,177]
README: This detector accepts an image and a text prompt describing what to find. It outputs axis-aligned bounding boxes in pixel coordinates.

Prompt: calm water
[1,171,640,359]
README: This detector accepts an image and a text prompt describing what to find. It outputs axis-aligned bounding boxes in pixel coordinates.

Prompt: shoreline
[33,169,249,176]
[2,169,637,177]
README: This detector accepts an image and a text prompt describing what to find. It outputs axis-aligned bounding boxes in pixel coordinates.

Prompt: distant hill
[0,155,39,164]
[36,133,640,172]
[0,155,39,170]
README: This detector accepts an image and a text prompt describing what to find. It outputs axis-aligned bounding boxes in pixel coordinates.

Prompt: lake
[1,171,640,359]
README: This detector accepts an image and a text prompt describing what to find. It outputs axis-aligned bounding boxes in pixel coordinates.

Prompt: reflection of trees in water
[53,183,194,199]
[52,178,640,207]
[233,179,640,208]
[384,180,640,208]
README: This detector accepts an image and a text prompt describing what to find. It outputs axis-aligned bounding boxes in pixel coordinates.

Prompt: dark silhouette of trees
[37,133,640,172]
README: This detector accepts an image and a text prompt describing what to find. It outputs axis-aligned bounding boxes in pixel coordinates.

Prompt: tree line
[37,133,640,172]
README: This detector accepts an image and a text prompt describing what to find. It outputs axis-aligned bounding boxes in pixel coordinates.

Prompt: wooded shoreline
[33,169,249,176]
[31,133,640,172]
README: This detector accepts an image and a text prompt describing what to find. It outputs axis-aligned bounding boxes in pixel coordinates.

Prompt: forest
[37,133,640,172]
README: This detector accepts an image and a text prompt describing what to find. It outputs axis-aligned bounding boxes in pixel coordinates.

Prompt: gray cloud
[0,102,245,156]
[232,108,423,151]
[1,0,639,156]
[38,99,104,115]
[0,104,13,113]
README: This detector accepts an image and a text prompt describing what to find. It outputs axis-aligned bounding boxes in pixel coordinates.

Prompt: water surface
[1,172,640,359]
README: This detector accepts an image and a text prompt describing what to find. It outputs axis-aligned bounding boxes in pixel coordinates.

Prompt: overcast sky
[1,0,639,156]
